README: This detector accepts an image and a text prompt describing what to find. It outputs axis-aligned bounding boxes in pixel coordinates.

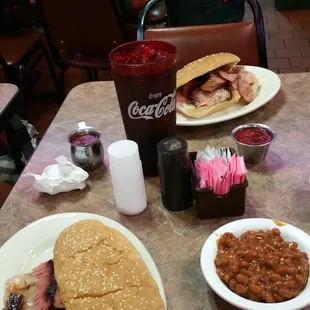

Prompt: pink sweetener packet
[203,163,211,189]
[233,156,240,185]
[211,157,228,179]
[228,155,247,185]
[208,165,214,190]
[234,156,246,185]
[238,157,244,184]
[228,154,237,186]
[195,160,207,189]
[195,160,215,190]
[226,158,233,188]
[195,150,247,193]
[239,156,247,184]
[207,163,220,195]
[222,177,231,195]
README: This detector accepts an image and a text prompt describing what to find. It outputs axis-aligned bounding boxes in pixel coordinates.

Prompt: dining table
[0,83,19,132]
[1,73,310,310]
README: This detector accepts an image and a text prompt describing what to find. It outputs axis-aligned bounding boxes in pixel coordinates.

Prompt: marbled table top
[0,83,18,115]
[1,75,310,309]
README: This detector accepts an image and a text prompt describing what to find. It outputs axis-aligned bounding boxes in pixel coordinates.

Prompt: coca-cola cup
[109,40,177,177]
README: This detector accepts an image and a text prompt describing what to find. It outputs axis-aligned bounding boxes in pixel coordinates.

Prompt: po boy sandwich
[176,53,259,119]
[3,220,164,310]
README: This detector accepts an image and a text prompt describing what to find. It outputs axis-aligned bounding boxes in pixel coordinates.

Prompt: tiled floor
[246,0,310,73]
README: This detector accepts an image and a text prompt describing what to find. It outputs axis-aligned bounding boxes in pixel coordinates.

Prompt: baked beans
[215,228,309,303]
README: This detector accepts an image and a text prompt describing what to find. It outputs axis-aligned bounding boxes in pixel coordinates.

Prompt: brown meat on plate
[200,73,227,92]
[237,70,257,103]
[191,88,231,108]
[176,80,201,104]
[176,88,191,104]
[217,66,244,82]
[218,70,238,83]
[4,260,64,310]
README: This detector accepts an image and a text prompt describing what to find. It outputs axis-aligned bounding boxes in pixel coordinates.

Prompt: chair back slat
[37,0,127,59]
[145,23,259,70]
[137,0,268,68]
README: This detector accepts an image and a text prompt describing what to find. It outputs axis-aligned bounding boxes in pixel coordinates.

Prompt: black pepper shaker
[157,137,192,212]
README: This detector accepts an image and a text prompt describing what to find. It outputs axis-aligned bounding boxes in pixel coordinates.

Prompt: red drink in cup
[109,40,177,177]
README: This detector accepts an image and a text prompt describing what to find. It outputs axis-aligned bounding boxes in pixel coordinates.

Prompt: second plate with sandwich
[0,212,167,310]
[176,53,281,126]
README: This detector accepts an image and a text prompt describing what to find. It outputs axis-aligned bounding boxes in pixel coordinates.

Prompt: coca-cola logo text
[128,91,176,120]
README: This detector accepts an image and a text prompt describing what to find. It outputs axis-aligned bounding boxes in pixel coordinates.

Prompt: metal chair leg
[17,63,26,118]
[57,66,66,101]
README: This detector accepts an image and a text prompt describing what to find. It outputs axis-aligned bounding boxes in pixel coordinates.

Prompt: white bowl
[200,218,310,310]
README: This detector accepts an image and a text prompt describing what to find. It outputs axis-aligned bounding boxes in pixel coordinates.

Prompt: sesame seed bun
[177,52,240,89]
[54,220,164,310]
[177,89,241,119]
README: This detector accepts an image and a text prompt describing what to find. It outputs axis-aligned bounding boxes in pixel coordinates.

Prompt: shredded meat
[183,80,200,98]
[176,64,256,108]
[230,79,238,90]
[231,65,244,72]
[4,261,64,310]
[237,70,256,103]
[191,88,231,108]
[176,79,201,104]
[218,70,238,83]
[201,73,227,92]
[176,88,190,104]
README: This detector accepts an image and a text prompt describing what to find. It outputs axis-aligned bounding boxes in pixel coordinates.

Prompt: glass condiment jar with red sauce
[68,121,104,171]
[231,123,276,164]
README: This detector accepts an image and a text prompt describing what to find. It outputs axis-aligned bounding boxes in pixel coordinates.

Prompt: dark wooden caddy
[189,152,248,219]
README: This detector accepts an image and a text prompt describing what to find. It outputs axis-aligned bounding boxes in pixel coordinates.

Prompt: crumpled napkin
[25,156,89,195]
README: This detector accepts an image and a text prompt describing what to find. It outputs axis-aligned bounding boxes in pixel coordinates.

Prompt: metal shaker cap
[157,137,189,171]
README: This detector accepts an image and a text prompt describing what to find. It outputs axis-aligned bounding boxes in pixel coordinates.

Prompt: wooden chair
[37,0,129,95]
[0,29,60,115]
[137,0,268,69]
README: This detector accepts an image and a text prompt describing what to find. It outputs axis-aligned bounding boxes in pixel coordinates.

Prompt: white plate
[177,66,281,126]
[0,212,167,309]
[201,218,310,310]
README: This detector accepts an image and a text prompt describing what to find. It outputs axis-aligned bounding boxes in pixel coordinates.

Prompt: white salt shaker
[107,140,147,215]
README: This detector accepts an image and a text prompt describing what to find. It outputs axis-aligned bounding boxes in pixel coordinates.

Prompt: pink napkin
[195,152,247,196]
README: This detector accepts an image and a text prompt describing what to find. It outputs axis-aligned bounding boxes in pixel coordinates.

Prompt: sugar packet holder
[189,150,248,219]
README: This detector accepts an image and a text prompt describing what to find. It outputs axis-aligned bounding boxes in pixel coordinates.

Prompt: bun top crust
[177,52,241,88]
[54,220,164,310]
